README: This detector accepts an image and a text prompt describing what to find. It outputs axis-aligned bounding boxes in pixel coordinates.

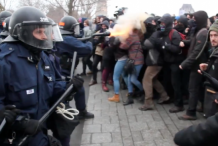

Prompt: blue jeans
[113,60,127,94]
[123,64,143,93]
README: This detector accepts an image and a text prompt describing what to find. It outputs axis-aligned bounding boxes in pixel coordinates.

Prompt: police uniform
[0,43,66,146]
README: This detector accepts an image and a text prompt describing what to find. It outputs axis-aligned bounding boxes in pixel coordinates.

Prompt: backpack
[169,29,188,56]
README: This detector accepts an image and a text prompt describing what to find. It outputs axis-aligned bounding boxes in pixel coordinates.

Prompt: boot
[89,80,97,86]
[102,82,109,92]
[169,106,184,113]
[157,96,170,104]
[178,114,197,120]
[139,99,154,111]
[123,93,134,106]
[108,94,120,102]
[78,109,94,120]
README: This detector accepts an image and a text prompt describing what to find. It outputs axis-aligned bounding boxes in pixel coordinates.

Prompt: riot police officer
[54,16,94,146]
[0,7,81,146]
[0,11,12,33]
[55,15,94,119]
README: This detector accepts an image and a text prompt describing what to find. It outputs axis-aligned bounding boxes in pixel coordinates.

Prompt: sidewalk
[80,81,205,146]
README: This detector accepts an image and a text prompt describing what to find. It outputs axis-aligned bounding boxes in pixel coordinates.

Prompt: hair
[84,20,89,26]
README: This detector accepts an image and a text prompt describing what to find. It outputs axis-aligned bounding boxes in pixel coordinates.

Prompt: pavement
[69,62,206,146]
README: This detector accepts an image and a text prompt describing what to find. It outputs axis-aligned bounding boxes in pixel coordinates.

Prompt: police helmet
[59,16,80,35]
[4,6,53,50]
[48,17,63,42]
[0,17,10,37]
[0,11,12,24]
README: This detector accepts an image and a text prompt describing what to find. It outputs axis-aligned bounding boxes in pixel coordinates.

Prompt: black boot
[78,109,94,119]
[123,93,134,106]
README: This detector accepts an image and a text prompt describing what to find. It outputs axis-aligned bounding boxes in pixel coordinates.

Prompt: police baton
[0,118,6,133]
[18,52,78,146]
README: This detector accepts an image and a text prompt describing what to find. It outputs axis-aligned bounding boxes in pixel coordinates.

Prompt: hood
[178,15,188,27]
[100,20,109,29]
[159,15,173,29]
[209,16,215,24]
[145,17,155,24]
[193,11,208,31]
[102,16,110,22]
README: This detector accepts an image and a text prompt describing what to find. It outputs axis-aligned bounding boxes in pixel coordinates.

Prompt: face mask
[160,24,165,31]
[147,24,156,32]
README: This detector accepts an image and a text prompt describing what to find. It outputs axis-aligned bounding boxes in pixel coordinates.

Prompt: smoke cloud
[109,10,150,42]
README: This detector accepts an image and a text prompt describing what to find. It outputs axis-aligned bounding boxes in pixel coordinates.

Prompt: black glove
[66,76,84,92]
[164,44,171,50]
[4,105,20,125]
[13,119,42,135]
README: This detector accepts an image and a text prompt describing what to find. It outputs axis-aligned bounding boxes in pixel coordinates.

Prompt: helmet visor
[52,24,63,42]
[17,24,53,50]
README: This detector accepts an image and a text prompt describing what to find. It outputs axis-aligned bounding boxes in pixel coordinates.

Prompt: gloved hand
[164,44,171,50]
[13,119,42,135]
[66,76,84,92]
[4,105,20,125]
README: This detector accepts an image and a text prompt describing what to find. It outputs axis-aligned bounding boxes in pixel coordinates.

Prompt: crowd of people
[0,5,218,146]
[78,9,218,146]
[80,10,218,118]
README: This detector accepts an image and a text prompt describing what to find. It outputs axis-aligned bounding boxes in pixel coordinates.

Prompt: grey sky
[107,0,218,17]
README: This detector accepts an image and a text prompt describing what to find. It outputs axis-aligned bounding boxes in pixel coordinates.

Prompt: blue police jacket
[0,42,67,146]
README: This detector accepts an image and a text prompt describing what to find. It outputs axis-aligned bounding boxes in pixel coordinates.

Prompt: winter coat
[120,33,144,65]
[108,37,128,60]
[174,113,218,146]
[83,26,93,38]
[202,20,218,89]
[180,11,209,70]
[94,29,109,56]
[143,31,164,66]
[158,15,183,63]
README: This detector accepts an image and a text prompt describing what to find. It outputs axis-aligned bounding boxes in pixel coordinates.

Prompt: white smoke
[109,10,150,42]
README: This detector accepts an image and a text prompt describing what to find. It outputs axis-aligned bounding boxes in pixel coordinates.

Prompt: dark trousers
[82,54,93,74]
[74,86,86,111]
[170,64,184,107]
[92,54,102,81]
[186,71,204,116]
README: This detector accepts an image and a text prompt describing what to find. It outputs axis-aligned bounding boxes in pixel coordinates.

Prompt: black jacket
[158,15,183,63]
[144,31,164,66]
[174,113,218,146]
[109,37,128,60]
[181,11,209,70]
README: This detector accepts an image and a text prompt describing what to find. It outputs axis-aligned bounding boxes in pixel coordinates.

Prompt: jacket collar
[16,43,32,58]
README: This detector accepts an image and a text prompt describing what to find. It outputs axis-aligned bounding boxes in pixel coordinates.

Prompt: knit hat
[210,19,218,33]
